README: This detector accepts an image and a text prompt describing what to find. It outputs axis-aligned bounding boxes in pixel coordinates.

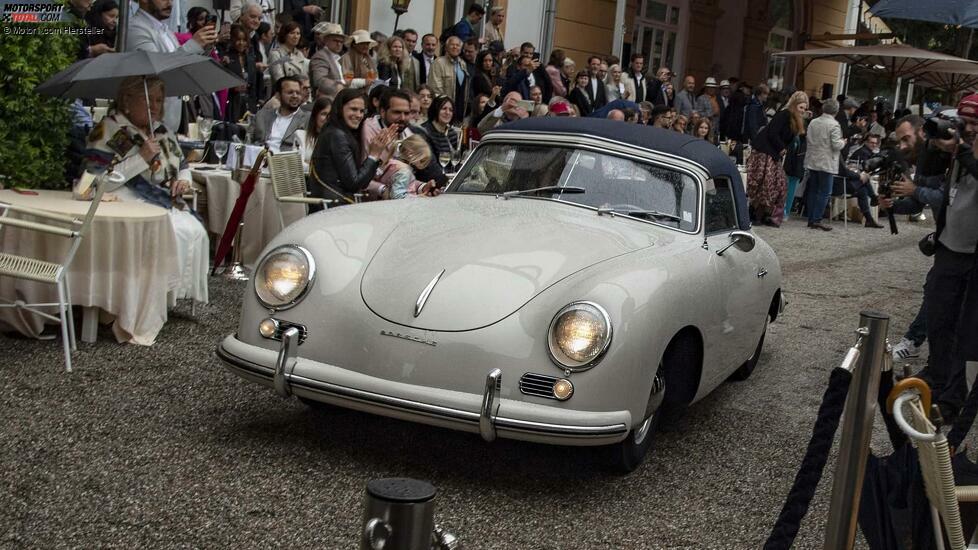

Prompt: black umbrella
[35,50,244,99]
[869,0,978,28]
[36,51,245,130]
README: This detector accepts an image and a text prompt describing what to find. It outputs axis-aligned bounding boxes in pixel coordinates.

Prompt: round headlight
[254,245,315,310]
[547,302,612,371]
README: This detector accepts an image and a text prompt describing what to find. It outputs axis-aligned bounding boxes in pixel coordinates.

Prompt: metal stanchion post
[221,221,251,281]
[823,311,890,550]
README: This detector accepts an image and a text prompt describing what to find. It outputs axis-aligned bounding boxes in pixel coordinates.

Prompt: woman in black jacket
[567,71,593,117]
[472,50,501,110]
[224,24,260,122]
[311,88,397,204]
[745,90,808,227]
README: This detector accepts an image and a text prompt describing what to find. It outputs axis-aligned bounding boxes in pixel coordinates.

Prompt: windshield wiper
[596,207,682,222]
[499,186,586,199]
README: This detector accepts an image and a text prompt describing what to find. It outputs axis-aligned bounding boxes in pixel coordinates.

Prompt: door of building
[631,0,683,74]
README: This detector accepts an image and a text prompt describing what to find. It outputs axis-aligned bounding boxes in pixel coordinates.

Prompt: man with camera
[882,96,978,417]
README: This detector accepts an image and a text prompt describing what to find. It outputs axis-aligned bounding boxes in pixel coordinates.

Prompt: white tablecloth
[0,190,179,345]
[190,165,305,266]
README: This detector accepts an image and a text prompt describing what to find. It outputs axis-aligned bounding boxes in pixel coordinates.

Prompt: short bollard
[360,478,459,550]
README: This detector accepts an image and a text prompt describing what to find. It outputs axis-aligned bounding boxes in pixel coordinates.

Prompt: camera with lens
[863,147,911,235]
[924,115,964,141]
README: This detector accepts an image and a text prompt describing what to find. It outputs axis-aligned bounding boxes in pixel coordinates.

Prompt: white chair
[0,175,110,372]
[266,150,336,229]
[889,378,978,550]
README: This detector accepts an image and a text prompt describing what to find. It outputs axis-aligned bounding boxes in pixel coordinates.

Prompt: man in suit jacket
[128,0,217,133]
[252,76,309,152]
[428,36,471,123]
[585,55,608,110]
[413,33,439,86]
[309,22,347,99]
[626,54,650,104]
[648,66,672,106]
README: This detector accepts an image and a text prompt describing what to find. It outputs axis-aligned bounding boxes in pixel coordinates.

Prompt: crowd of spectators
[64,0,922,210]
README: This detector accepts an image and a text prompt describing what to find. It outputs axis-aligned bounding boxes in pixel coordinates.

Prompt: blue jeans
[805,170,833,225]
[785,176,801,219]
[905,296,927,346]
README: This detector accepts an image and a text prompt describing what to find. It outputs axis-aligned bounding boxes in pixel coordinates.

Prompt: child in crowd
[377,135,438,199]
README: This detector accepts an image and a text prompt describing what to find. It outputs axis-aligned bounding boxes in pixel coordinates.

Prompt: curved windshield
[448,143,699,232]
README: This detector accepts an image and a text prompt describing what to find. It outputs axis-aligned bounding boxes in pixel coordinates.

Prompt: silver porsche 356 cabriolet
[217,118,784,471]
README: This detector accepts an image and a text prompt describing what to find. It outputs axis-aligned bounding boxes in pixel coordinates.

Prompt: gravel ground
[0,213,945,549]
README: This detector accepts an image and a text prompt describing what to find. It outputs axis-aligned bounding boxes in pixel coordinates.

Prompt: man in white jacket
[804,98,846,231]
[128,0,217,133]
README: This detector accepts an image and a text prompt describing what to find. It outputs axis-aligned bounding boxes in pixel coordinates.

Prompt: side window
[705,177,738,234]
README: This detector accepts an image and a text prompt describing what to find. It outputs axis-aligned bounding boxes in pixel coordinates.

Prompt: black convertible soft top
[488,118,750,230]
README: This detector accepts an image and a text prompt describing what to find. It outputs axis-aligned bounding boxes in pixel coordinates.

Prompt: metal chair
[180,185,200,316]
[267,150,337,228]
[0,173,111,372]
[889,378,978,550]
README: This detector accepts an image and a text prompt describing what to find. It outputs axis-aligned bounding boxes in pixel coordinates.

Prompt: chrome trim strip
[273,327,300,398]
[414,268,445,318]
[215,344,628,439]
[480,369,502,442]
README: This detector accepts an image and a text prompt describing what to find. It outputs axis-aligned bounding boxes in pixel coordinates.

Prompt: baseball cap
[957,93,978,119]
[549,102,572,116]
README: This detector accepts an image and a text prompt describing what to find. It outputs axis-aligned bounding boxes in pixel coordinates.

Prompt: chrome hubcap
[633,413,654,444]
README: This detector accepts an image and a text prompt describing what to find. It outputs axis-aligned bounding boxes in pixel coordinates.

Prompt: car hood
[360,195,656,331]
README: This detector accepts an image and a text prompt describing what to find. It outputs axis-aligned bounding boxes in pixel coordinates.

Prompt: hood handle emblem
[414,269,446,318]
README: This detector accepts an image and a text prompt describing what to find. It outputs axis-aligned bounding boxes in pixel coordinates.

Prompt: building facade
[193,0,891,100]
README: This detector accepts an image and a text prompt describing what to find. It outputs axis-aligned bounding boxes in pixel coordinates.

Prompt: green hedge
[0,31,79,189]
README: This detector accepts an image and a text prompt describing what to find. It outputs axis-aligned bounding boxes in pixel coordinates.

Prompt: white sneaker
[892,337,921,360]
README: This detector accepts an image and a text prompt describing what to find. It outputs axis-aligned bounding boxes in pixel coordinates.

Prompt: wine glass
[438,151,452,172]
[214,140,230,168]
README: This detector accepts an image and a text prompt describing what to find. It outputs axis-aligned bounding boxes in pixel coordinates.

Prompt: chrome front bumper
[216,334,631,446]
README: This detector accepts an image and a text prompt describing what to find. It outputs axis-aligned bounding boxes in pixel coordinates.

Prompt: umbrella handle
[886,377,932,417]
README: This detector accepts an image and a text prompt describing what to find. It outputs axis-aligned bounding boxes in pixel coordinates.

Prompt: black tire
[612,402,662,473]
[298,396,341,413]
[730,318,767,381]
[611,370,666,473]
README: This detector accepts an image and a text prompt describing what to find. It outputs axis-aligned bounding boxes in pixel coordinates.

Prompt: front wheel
[611,373,665,473]
[729,316,768,381]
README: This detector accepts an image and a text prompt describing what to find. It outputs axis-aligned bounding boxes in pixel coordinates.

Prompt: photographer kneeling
[882,96,978,418]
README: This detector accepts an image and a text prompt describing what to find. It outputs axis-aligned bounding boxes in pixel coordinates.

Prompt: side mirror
[716,230,756,256]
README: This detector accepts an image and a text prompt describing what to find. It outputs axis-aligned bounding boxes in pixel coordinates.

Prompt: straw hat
[312,22,344,37]
[704,77,718,88]
[347,29,376,46]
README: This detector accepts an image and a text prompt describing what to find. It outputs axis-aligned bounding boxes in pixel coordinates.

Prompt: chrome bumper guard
[273,327,300,398]
[480,369,502,442]
[217,336,629,444]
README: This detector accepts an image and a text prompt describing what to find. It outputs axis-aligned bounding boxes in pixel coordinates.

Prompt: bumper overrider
[216,332,631,446]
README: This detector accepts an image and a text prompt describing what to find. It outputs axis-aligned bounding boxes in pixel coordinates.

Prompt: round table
[190,165,305,267]
[0,190,179,345]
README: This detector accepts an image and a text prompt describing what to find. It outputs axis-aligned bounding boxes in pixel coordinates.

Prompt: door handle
[757,268,768,279]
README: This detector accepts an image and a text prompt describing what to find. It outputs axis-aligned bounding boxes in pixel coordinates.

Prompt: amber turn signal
[552,378,574,401]
[259,318,278,338]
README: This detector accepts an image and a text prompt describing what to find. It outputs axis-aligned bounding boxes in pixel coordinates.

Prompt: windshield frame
[446,133,707,235]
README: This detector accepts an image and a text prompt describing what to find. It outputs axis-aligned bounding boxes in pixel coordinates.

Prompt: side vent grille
[519,372,558,400]
[273,320,308,345]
